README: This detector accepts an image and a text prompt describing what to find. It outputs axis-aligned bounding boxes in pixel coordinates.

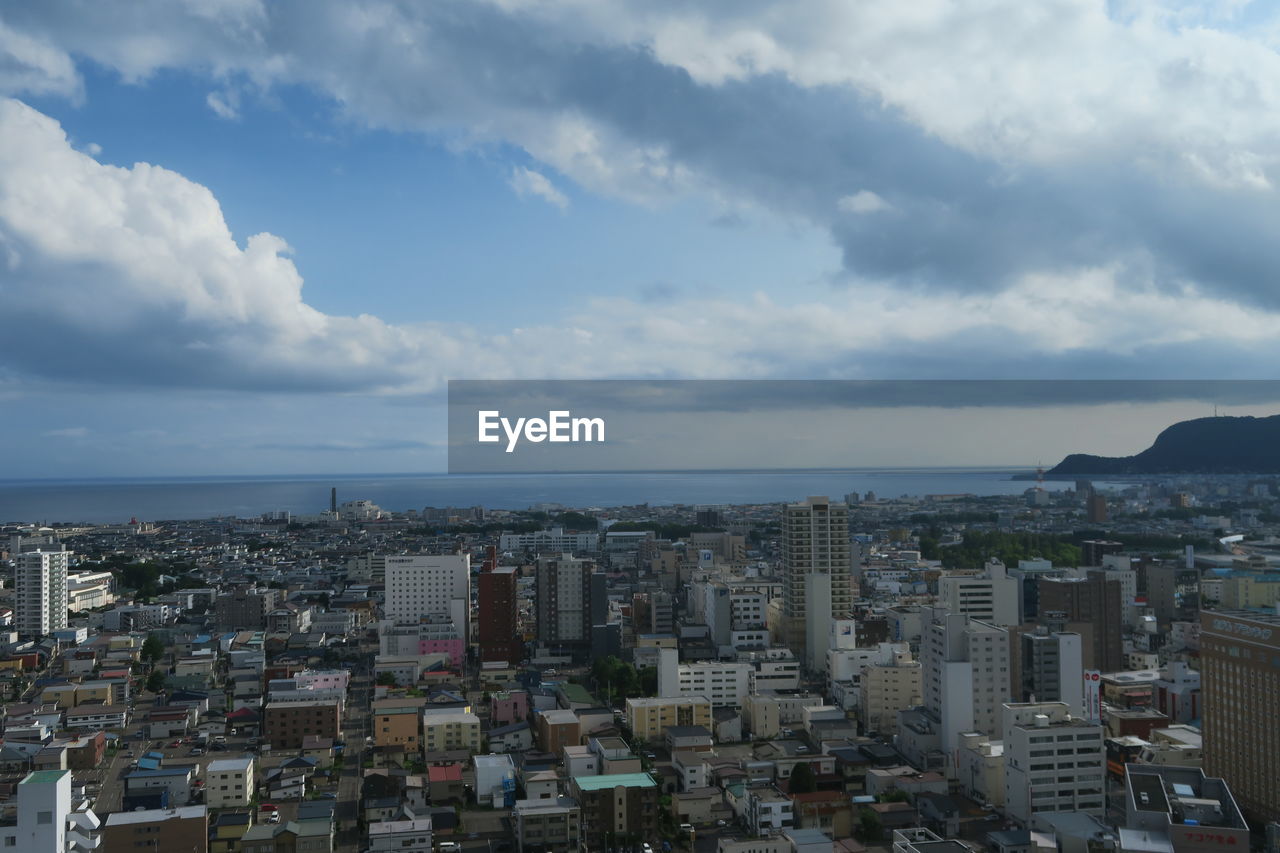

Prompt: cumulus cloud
[837,191,891,215]
[507,166,569,209]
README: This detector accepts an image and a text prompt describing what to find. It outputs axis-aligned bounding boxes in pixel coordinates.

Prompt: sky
[3,1,1280,476]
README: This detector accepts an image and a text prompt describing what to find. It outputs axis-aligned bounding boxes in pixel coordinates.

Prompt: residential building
[1200,609,1280,822]
[368,818,433,853]
[473,754,517,807]
[0,769,99,853]
[536,709,580,755]
[937,559,1020,627]
[373,699,425,751]
[206,756,254,809]
[513,796,581,852]
[626,696,713,742]
[571,772,659,852]
[535,554,605,657]
[16,548,69,637]
[214,587,278,632]
[1015,628,1084,715]
[782,497,852,667]
[478,565,522,666]
[421,711,481,754]
[103,805,207,853]
[1002,702,1105,826]
[1039,573,1124,673]
[860,645,922,735]
[500,528,599,555]
[264,700,341,749]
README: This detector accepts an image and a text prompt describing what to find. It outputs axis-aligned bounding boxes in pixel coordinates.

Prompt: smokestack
[330,487,337,513]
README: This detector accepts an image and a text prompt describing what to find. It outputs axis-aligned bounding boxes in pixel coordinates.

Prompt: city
[0,474,1278,853]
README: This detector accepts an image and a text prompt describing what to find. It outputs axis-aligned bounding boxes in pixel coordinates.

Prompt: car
[260,804,278,813]
[189,748,204,756]
[982,803,997,811]
[984,814,1001,822]
[716,819,727,827]
[124,752,134,758]
[268,813,280,824]
[168,741,180,748]
[318,792,338,799]
[642,844,654,853]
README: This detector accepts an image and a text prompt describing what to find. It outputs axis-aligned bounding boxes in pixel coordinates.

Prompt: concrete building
[535,554,605,658]
[1039,573,1124,673]
[1002,702,1105,826]
[571,772,659,852]
[0,770,99,853]
[421,711,481,754]
[103,805,207,853]
[513,796,581,852]
[206,756,254,809]
[1121,765,1248,853]
[214,587,278,632]
[16,548,69,637]
[860,644,922,735]
[626,696,713,742]
[473,754,517,807]
[1200,609,1280,822]
[937,559,1020,627]
[383,554,470,640]
[657,649,752,708]
[500,528,599,554]
[368,818,433,853]
[264,699,341,749]
[782,497,852,667]
[478,565,522,666]
[1016,628,1084,715]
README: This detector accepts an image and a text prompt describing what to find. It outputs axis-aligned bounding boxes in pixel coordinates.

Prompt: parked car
[318,792,337,799]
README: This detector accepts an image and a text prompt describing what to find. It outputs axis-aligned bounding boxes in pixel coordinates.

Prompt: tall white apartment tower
[783,496,851,665]
[383,554,471,636]
[16,548,69,637]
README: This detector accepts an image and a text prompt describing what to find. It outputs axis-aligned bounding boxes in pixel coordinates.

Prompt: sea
[0,468,1065,524]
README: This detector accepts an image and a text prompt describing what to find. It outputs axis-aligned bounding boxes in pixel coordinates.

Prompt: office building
[937,559,1020,627]
[860,644,922,735]
[1016,628,1084,715]
[1007,560,1067,624]
[1039,572,1124,673]
[499,527,599,554]
[1200,609,1280,821]
[1003,702,1105,825]
[657,648,752,708]
[103,806,207,853]
[782,496,852,666]
[16,548,69,637]
[383,554,470,639]
[478,565,522,666]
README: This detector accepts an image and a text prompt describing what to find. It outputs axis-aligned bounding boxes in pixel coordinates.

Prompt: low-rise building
[206,756,255,809]
[103,805,207,853]
[264,699,341,750]
[571,772,659,852]
[513,796,581,853]
[626,696,713,742]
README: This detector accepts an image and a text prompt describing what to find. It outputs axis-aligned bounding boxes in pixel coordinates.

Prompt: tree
[788,762,818,794]
[856,807,883,842]
[141,633,165,665]
[145,670,166,693]
[376,672,399,687]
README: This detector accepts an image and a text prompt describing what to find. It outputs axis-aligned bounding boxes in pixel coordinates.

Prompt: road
[335,658,372,853]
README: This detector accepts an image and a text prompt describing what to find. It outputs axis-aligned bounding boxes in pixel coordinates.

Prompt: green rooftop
[572,772,656,791]
[23,770,69,785]
[557,682,595,704]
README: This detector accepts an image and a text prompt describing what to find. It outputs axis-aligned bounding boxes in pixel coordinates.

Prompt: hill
[1046,414,1280,476]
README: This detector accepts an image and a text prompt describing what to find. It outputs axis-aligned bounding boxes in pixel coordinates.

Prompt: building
[535,554,605,657]
[500,528,599,555]
[478,565,522,666]
[513,796,581,852]
[214,587,279,632]
[899,607,1011,774]
[1002,702,1105,826]
[1200,609,1280,821]
[16,548,69,637]
[103,805,207,853]
[473,754,517,807]
[657,648,752,708]
[373,698,425,751]
[0,769,100,853]
[570,772,659,852]
[421,711,481,754]
[536,709,580,755]
[368,818,433,853]
[1015,628,1084,715]
[1121,765,1248,853]
[264,700,341,750]
[782,497,852,667]
[937,559,1020,627]
[627,696,714,742]
[383,554,471,640]
[206,756,254,809]
[860,645,922,735]
[1039,573,1124,673]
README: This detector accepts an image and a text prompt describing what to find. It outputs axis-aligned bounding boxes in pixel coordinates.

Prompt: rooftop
[573,772,656,792]
[104,806,207,826]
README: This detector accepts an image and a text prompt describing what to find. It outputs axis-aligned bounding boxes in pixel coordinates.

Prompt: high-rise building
[782,496,851,665]
[1081,540,1124,567]
[213,586,279,632]
[1002,701,1105,825]
[1086,493,1109,523]
[383,554,471,639]
[860,645,922,735]
[535,554,605,656]
[16,548,69,637]
[1007,559,1066,624]
[1200,609,1280,822]
[1039,572,1124,673]
[478,566,521,666]
[897,607,1011,775]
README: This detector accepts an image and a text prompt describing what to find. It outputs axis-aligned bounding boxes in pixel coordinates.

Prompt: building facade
[16,549,69,637]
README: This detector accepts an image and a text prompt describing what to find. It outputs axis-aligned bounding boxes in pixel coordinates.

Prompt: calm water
[0,468,1052,524]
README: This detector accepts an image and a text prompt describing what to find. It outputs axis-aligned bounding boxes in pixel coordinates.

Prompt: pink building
[294,669,351,691]
[490,690,530,726]
[420,638,465,667]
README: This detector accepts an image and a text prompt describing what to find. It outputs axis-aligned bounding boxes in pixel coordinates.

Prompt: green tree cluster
[591,656,658,703]
[918,530,1081,568]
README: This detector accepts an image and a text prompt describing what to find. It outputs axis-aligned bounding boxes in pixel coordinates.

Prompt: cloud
[205,89,240,119]
[837,190,891,215]
[43,426,88,438]
[508,166,569,209]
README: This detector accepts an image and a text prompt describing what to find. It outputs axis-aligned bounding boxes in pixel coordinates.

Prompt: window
[37,812,52,825]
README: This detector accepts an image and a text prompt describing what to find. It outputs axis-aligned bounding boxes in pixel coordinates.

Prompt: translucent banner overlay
[446,379,1280,474]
